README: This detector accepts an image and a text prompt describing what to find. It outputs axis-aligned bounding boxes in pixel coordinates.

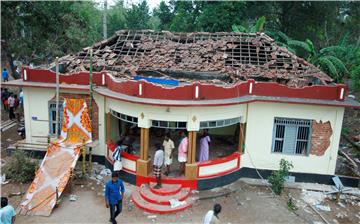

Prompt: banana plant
[276,32,348,82]
[232,16,266,33]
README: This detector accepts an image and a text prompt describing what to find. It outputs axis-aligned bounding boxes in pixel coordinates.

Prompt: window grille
[49,102,63,135]
[110,109,138,124]
[151,120,187,129]
[200,117,241,129]
[272,117,312,155]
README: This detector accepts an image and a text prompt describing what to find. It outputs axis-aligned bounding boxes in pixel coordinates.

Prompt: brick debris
[51,30,333,88]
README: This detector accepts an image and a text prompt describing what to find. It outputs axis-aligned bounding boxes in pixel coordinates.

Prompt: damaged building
[4,30,360,199]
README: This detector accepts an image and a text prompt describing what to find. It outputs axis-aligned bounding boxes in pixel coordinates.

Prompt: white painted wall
[23,87,345,176]
[22,88,105,156]
[241,102,344,175]
[23,87,55,143]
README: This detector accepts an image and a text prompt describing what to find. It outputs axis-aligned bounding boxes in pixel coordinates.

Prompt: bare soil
[2,177,358,224]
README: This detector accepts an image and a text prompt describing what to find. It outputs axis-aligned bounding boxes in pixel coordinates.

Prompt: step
[140,184,190,205]
[149,182,182,196]
[132,188,193,214]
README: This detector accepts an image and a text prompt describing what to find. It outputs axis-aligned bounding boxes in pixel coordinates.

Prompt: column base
[185,163,198,180]
[136,159,151,177]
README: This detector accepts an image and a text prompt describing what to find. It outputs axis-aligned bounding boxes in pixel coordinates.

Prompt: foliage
[126,0,151,30]
[232,16,266,33]
[107,0,127,36]
[268,159,293,195]
[3,151,39,183]
[276,32,349,82]
[287,196,298,211]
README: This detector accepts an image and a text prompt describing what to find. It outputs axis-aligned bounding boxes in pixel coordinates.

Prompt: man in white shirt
[153,143,164,189]
[203,203,222,224]
[163,133,175,176]
[7,94,15,120]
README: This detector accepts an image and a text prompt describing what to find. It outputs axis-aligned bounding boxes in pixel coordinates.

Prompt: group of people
[103,171,221,224]
[1,88,23,120]
[153,129,211,188]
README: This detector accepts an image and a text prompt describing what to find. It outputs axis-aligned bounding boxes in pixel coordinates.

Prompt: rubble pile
[51,30,333,87]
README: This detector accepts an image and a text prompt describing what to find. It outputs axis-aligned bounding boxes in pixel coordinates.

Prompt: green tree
[153,1,173,31]
[1,1,102,65]
[197,1,246,32]
[126,0,151,30]
[107,0,127,36]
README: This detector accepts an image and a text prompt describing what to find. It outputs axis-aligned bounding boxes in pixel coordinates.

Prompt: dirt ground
[1,177,359,224]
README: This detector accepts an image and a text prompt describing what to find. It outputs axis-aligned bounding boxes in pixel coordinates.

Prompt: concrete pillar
[185,131,198,179]
[238,123,246,153]
[106,112,111,142]
[137,128,151,176]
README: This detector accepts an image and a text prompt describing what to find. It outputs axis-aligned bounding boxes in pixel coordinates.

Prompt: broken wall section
[310,120,333,156]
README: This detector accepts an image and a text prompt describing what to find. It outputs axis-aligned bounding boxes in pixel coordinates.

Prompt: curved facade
[4,66,359,189]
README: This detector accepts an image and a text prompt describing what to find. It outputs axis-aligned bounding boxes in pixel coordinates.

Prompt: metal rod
[55,57,60,138]
[82,138,86,176]
[90,49,93,124]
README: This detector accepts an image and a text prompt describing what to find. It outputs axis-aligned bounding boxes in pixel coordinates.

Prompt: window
[49,102,63,135]
[272,117,312,155]
[200,117,241,129]
[110,109,138,124]
[151,120,187,129]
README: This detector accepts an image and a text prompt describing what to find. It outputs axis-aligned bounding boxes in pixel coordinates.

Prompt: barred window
[272,117,312,155]
[49,102,63,135]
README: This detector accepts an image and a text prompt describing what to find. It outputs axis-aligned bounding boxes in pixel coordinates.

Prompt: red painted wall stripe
[22,67,347,101]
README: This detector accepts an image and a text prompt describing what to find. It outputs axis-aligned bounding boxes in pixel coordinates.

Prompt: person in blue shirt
[105,172,125,224]
[0,197,16,224]
[2,68,9,82]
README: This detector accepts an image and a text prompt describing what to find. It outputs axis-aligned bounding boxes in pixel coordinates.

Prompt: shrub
[3,151,39,183]
[268,159,293,195]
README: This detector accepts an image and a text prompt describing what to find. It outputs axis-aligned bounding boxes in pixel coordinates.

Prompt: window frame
[110,109,138,125]
[271,117,312,156]
[49,101,64,136]
[151,120,187,129]
[200,117,241,129]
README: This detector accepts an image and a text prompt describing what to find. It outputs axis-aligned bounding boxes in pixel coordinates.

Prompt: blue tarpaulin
[134,76,179,86]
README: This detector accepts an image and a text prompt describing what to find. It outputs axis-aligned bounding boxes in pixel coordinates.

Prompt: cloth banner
[17,98,92,216]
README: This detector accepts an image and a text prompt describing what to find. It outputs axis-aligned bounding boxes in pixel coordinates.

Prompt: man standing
[163,133,175,176]
[0,197,16,224]
[2,68,9,82]
[105,173,125,224]
[178,131,188,176]
[153,142,164,189]
[203,203,222,224]
[7,94,15,120]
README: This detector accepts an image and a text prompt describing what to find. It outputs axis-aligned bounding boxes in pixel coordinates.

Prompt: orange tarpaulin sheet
[17,98,92,216]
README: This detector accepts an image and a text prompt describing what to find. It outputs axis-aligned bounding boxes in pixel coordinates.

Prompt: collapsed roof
[53,30,333,87]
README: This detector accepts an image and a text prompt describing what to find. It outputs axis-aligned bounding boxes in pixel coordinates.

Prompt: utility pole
[55,57,60,138]
[89,48,94,173]
[103,0,107,40]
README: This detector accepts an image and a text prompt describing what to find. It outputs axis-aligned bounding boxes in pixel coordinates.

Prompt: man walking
[163,133,175,176]
[7,94,15,120]
[2,68,9,82]
[153,142,164,189]
[0,197,16,224]
[105,173,125,224]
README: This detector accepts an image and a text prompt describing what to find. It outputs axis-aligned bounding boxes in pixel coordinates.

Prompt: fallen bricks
[48,30,333,88]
